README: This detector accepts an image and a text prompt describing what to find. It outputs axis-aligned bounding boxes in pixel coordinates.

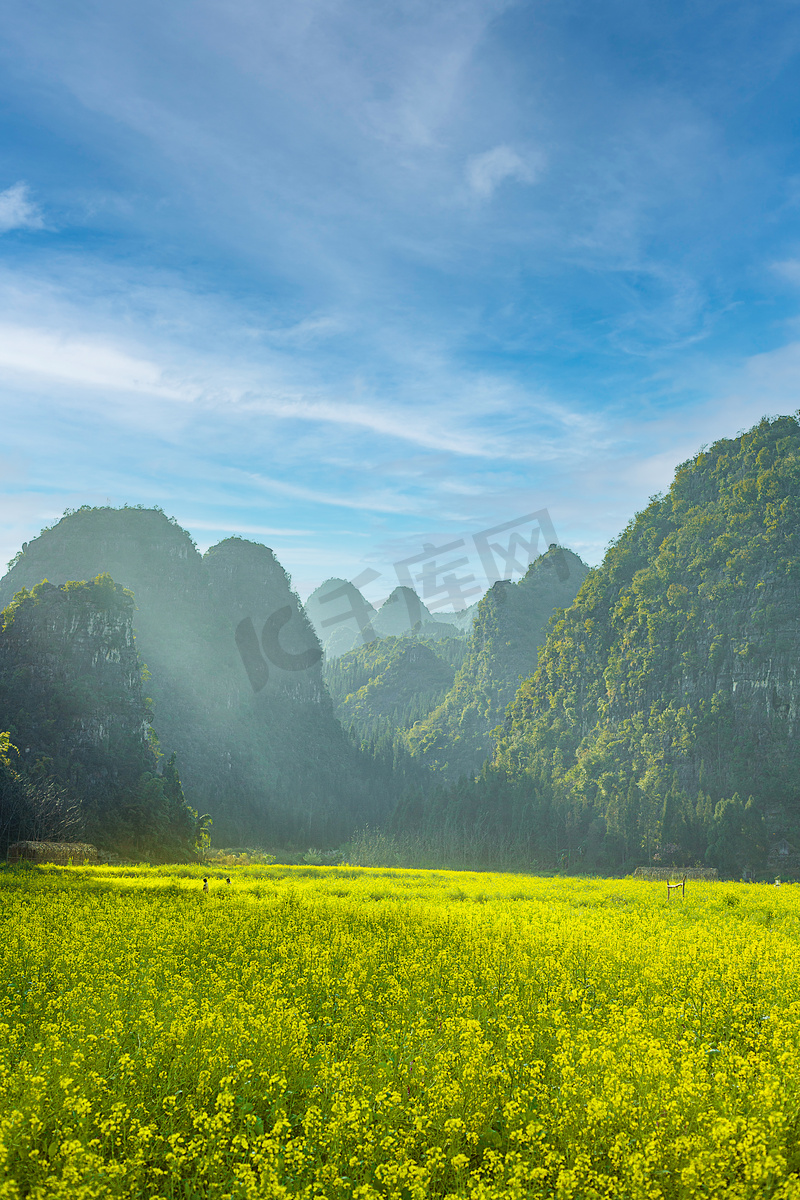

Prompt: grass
[1,865,800,1198]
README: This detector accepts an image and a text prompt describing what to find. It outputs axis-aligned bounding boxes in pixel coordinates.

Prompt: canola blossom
[1,865,800,1199]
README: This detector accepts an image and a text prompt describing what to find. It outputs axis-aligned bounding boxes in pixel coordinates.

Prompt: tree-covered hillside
[324,635,464,739]
[0,576,201,859]
[403,416,800,876]
[405,546,588,779]
[8,416,799,874]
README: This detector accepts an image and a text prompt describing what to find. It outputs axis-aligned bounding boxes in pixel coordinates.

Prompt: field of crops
[2,865,800,1200]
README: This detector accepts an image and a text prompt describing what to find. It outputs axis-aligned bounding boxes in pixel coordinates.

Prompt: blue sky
[2,0,800,603]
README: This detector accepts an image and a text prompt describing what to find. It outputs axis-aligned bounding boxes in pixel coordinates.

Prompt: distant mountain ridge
[372,586,464,642]
[405,546,589,778]
[306,579,469,658]
[305,577,378,658]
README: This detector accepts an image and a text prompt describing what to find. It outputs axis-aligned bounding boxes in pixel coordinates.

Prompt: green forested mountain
[371,586,430,637]
[7,417,799,874]
[324,635,464,739]
[405,546,588,779]
[0,576,200,859]
[432,602,480,634]
[371,586,463,642]
[0,508,390,847]
[204,537,324,702]
[402,416,800,876]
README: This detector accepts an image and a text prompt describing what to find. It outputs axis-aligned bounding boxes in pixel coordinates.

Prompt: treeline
[388,769,766,877]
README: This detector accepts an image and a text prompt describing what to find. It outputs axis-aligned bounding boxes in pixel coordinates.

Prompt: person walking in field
[203,877,209,894]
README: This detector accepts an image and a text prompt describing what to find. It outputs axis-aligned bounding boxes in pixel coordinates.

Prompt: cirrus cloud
[0,182,44,233]
[465,145,544,200]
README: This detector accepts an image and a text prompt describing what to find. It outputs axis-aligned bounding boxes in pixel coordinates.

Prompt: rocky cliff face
[405,546,589,778]
[0,575,152,778]
[0,508,387,845]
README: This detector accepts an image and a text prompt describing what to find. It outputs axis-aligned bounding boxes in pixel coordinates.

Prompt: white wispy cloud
[231,391,542,460]
[0,323,184,396]
[235,466,435,517]
[466,145,543,200]
[0,183,45,233]
[263,314,347,344]
[0,297,600,465]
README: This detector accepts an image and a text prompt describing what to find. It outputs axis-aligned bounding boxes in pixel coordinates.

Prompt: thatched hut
[7,841,99,866]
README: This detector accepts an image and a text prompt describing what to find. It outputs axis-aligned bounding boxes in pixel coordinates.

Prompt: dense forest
[324,635,467,739]
[2,414,800,876]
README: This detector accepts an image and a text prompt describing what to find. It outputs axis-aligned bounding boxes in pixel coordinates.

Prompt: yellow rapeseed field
[1,865,800,1199]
